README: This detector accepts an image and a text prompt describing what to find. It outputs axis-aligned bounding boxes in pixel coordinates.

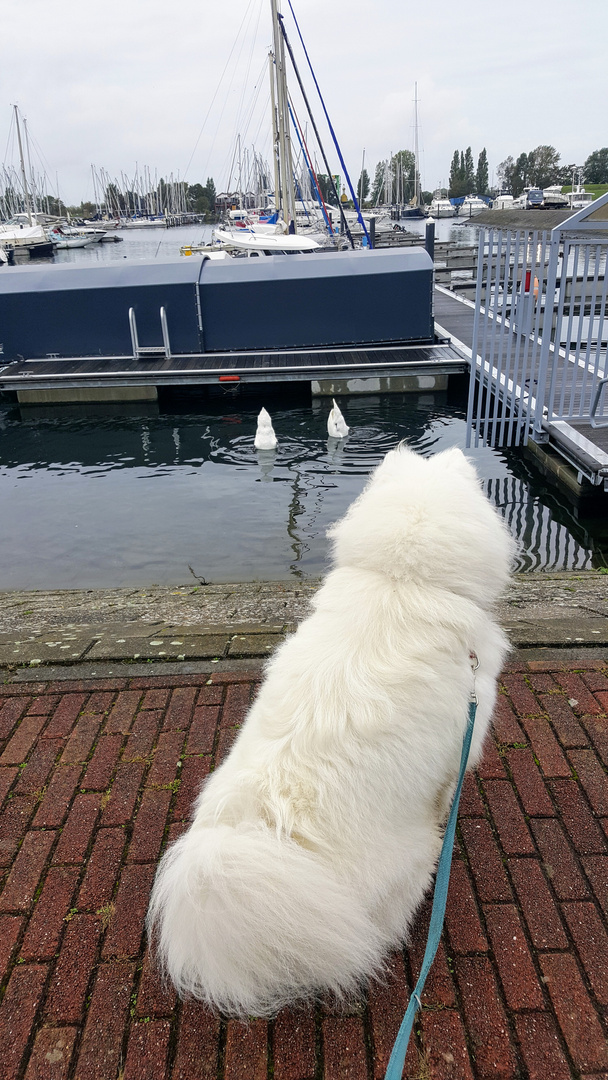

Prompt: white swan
[327,399,349,439]
[254,407,278,450]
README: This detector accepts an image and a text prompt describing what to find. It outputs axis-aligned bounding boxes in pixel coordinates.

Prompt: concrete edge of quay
[1,570,607,683]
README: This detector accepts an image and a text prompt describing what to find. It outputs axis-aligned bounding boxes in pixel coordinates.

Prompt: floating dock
[0,247,467,400]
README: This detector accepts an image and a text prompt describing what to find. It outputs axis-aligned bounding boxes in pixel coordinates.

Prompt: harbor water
[0,224,606,591]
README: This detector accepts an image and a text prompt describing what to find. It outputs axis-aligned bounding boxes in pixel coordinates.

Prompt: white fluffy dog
[147,446,513,1017]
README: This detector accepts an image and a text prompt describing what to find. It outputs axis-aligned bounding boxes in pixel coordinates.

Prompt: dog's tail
[146,823,387,1017]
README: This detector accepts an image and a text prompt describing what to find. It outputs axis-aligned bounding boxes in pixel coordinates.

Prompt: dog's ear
[434,447,478,479]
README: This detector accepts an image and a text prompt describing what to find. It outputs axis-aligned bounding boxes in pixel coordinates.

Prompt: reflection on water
[0,385,605,591]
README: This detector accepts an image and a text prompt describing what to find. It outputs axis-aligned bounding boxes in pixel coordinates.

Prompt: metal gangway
[466,193,608,490]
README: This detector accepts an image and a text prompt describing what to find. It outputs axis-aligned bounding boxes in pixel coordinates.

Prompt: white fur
[147,445,514,1017]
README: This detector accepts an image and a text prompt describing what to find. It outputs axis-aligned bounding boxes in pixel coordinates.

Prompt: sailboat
[0,106,56,258]
[400,84,426,220]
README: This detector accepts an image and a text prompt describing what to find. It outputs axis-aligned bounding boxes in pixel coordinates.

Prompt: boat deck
[0,340,466,391]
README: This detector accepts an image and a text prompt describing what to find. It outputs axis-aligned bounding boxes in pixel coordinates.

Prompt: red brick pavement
[1,660,608,1079]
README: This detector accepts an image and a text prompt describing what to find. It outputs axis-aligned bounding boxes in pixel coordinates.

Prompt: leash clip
[469,652,479,704]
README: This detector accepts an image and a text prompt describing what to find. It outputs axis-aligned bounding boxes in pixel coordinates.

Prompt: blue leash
[384,683,478,1080]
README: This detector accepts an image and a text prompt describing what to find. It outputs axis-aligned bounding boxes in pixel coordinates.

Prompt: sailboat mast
[268,50,281,213]
[414,82,420,208]
[13,105,33,224]
[270,0,296,231]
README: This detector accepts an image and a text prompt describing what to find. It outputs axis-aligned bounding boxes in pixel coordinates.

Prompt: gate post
[532,231,561,442]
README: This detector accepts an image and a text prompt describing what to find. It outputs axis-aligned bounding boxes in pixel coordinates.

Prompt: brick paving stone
[507,858,568,949]
[444,859,488,953]
[122,710,163,762]
[23,1025,78,1080]
[123,1018,171,1080]
[33,764,82,828]
[514,1013,572,1080]
[162,687,198,731]
[104,690,143,734]
[0,795,38,865]
[220,683,252,729]
[101,862,156,959]
[20,865,80,960]
[53,792,101,863]
[0,964,49,1080]
[459,819,513,902]
[321,1017,368,1080]
[540,952,608,1072]
[476,738,506,779]
[520,717,572,778]
[186,705,220,755]
[581,714,608,767]
[0,696,30,739]
[171,755,211,821]
[81,733,123,790]
[483,780,536,854]
[77,827,126,909]
[531,818,591,899]
[13,737,62,795]
[197,683,224,705]
[553,673,603,715]
[147,730,186,787]
[216,725,240,765]
[582,671,608,692]
[367,952,409,1080]
[568,748,608,814]
[142,688,171,710]
[170,1001,221,1080]
[43,913,101,1023]
[504,749,555,816]
[43,679,128,694]
[0,763,18,804]
[483,904,544,1010]
[454,956,518,1080]
[75,960,135,1080]
[0,714,47,765]
[0,914,23,981]
[527,673,559,693]
[128,788,172,863]
[420,1009,475,1080]
[582,854,608,915]
[0,830,55,911]
[491,695,526,745]
[43,693,87,739]
[127,674,214,690]
[136,950,177,1018]
[273,1005,317,1080]
[60,717,102,764]
[538,692,588,746]
[84,690,115,713]
[225,1018,268,1080]
[550,778,608,854]
[100,760,146,826]
[561,900,608,1003]
[500,674,543,717]
[458,772,486,816]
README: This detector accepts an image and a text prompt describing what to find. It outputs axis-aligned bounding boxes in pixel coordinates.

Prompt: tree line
[447,145,608,199]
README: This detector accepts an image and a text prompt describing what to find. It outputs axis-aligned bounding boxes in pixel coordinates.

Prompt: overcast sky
[3,0,606,206]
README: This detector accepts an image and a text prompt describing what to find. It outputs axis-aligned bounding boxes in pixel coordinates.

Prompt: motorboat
[47,225,98,249]
[429,197,456,218]
[457,196,488,218]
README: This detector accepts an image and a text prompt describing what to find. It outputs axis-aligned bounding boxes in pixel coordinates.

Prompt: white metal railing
[466,201,608,449]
